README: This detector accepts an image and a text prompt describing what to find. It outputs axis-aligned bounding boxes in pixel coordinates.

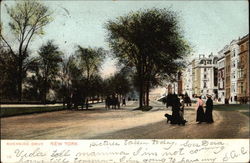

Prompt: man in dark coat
[170,98,180,124]
[205,95,214,123]
[166,94,172,108]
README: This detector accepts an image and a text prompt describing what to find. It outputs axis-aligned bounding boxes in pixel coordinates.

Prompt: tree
[106,8,190,109]
[112,71,132,98]
[55,55,76,105]
[0,0,52,101]
[75,46,106,109]
[88,74,103,103]
[0,48,19,100]
[36,40,62,103]
[56,54,88,109]
[102,67,132,101]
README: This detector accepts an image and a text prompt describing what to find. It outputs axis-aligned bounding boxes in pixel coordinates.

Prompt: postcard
[0,0,249,162]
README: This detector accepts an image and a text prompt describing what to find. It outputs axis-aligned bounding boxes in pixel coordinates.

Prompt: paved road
[1,101,249,139]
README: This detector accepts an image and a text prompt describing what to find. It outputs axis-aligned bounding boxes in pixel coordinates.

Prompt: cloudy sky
[1,0,249,80]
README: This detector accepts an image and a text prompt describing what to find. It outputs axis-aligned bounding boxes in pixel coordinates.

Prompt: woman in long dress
[196,96,205,124]
[171,94,181,124]
[205,95,214,123]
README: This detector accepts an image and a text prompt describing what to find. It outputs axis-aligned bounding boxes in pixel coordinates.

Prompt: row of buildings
[167,34,249,103]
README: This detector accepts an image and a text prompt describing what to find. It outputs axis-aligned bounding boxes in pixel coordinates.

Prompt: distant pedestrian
[225,98,229,104]
[179,95,185,120]
[115,96,120,109]
[105,96,111,110]
[184,94,192,107]
[205,95,214,123]
[196,96,205,124]
[234,96,237,104]
[122,98,126,106]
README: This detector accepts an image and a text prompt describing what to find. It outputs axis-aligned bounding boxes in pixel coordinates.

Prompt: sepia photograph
[0,0,249,142]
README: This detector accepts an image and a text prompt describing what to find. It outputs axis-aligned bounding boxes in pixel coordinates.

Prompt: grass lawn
[241,111,250,117]
[214,104,249,111]
[214,104,249,117]
[0,106,65,117]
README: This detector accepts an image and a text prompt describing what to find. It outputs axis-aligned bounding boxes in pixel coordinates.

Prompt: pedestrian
[196,96,205,124]
[184,93,189,106]
[225,98,229,104]
[170,95,181,124]
[111,94,115,109]
[234,96,237,104]
[105,96,111,110]
[187,96,192,106]
[179,95,185,121]
[115,96,120,109]
[166,94,172,108]
[122,98,126,106]
[205,95,214,123]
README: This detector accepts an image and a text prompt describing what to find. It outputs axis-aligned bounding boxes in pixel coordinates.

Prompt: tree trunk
[144,92,146,105]
[146,81,149,106]
[139,73,144,108]
[86,98,89,109]
[43,80,47,104]
[138,59,145,109]
[18,59,23,101]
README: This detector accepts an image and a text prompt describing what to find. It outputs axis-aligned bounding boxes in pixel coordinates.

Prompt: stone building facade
[175,34,248,103]
[182,63,193,97]
[229,40,240,103]
[191,54,218,98]
[237,34,249,102]
[217,48,226,102]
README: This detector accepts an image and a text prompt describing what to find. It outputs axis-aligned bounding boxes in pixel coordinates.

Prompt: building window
[204,68,206,72]
[232,72,235,79]
[240,83,243,94]
[231,84,235,92]
[204,82,207,88]
[240,45,245,52]
[238,69,243,78]
[204,74,207,79]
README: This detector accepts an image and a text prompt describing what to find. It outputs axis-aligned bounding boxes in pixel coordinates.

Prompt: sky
[1,0,249,80]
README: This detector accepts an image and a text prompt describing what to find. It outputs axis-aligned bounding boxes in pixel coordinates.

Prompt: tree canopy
[0,0,52,101]
[74,46,106,109]
[106,8,190,108]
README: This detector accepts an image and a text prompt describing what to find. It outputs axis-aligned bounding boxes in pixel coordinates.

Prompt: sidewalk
[1,104,63,108]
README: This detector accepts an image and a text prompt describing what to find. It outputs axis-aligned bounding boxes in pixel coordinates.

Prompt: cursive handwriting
[2,140,248,163]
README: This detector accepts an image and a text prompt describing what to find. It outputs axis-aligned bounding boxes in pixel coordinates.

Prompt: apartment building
[191,54,218,98]
[182,63,193,97]
[237,34,249,102]
[217,48,226,102]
